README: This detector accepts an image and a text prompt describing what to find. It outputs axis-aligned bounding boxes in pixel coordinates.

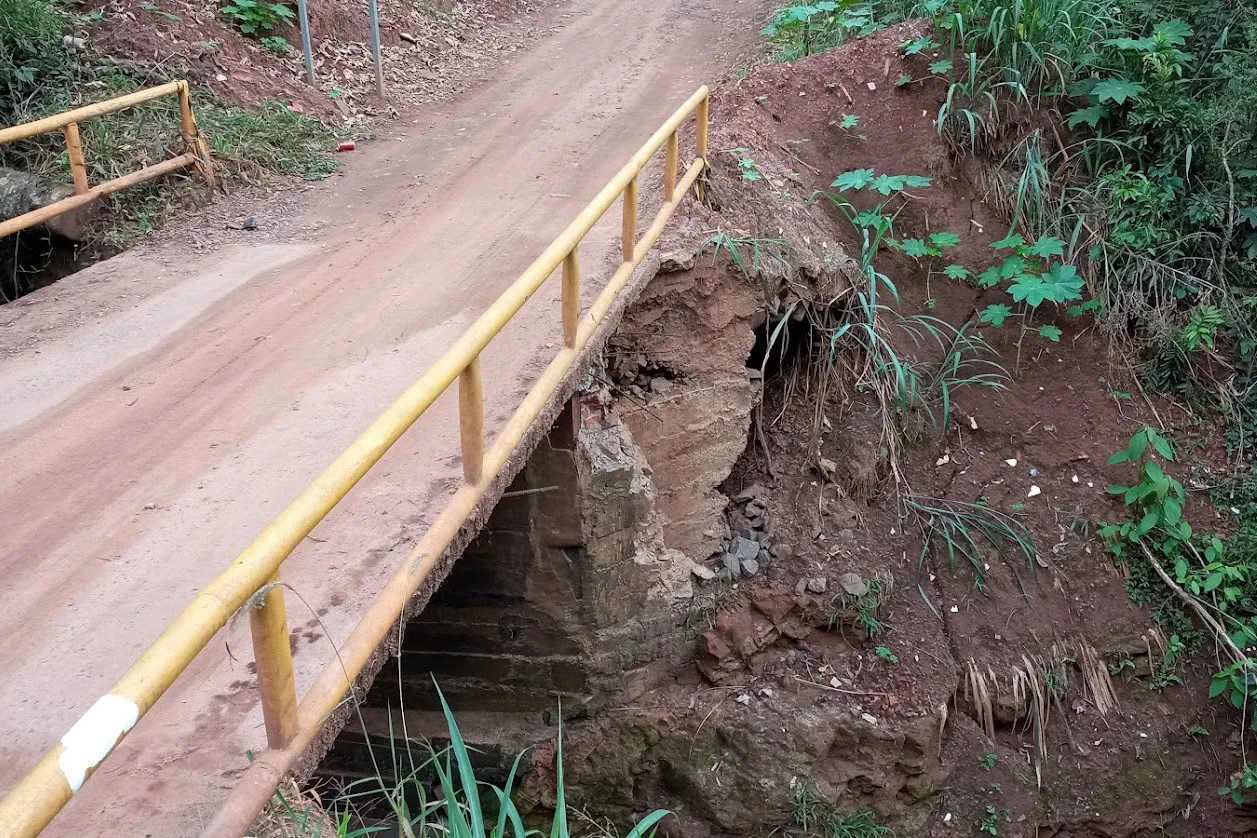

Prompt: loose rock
[736,482,767,502]
[838,571,867,596]
[806,576,828,594]
[728,536,760,562]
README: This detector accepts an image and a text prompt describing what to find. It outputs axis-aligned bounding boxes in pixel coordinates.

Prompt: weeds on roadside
[1,0,341,289]
[829,572,893,637]
[220,0,294,36]
[805,169,1009,483]
[877,0,1257,456]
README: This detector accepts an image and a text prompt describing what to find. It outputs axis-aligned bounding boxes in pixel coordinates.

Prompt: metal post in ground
[367,0,385,98]
[296,0,315,84]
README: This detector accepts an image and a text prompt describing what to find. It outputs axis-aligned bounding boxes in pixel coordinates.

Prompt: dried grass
[246,777,339,838]
[960,640,1118,785]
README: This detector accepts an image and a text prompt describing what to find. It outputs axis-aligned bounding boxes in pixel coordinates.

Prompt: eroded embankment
[506,25,1253,838]
[305,24,1254,838]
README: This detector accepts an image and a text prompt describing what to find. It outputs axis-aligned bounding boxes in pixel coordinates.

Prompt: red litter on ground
[337,141,355,152]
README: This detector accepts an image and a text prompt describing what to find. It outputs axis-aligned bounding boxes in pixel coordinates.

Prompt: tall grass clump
[258,684,670,838]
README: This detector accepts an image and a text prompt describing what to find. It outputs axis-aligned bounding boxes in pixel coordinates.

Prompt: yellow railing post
[249,575,298,748]
[177,81,216,191]
[664,131,679,202]
[0,80,214,239]
[696,95,710,162]
[621,177,637,263]
[459,357,485,485]
[561,249,580,349]
[62,123,89,195]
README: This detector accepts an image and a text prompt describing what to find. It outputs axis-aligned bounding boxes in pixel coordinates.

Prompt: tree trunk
[0,167,98,241]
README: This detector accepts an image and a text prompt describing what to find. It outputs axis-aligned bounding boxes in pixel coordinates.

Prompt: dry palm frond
[965,660,997,740]
[1017,655,1049,786]
[1077,641,1120,716]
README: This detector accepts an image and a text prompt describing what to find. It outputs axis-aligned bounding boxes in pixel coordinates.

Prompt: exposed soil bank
[498,25,1256,838]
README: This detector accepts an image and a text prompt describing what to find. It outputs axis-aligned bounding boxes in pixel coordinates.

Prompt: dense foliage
[765,0,1257,803]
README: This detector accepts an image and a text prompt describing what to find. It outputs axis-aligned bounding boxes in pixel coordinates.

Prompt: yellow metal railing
[0,81,215,239]
[0,85,710,837]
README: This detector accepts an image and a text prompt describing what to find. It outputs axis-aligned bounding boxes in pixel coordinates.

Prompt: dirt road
[0,0,766,832]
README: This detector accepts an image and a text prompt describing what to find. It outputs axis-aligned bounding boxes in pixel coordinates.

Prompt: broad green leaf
[990,233,1025,250]
[903,174,932,188]
[1038,324,1062,341]
[1210,677,1230,698]
[839,113,859,129]
[1092,77,1145,105]
[976,266,1002,288]
[1067,104,1108,129]
[895,74,914,87]
[943,264,970,280]
[897,238,932,257]
[1038,263,1085,303]
[998,254,1028,278]
[930,231,960,248]
[1008,275,1046,305]
[1030,236,1066,258]
[1204,572,1224,592]
[1108,449,1131,464]
[1154,18,1192,46]
[833,169,875,191]
[1162,497,1182,524]
[870,174,903,194]
[1150,431,1175,460]
[980,303,1012,327]
[929,59,953,75]
[901,36,938,55]
[1104,35,1157,51]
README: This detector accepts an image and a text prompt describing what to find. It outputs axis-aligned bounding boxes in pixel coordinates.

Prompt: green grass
[878,0,1257,456]
[2,0,341,264]
[790,781,893,838]
[262,683,670,837]
[903,495,1038,597]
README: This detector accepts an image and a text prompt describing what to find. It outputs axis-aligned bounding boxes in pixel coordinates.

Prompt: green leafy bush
[875,0,1257,456]
[762,0,882,59]
[220,0,294,35]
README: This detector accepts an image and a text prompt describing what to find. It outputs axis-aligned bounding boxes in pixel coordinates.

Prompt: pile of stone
[710,482,792,582]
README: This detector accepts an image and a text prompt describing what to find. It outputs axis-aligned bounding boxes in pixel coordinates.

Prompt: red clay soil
[80,0,550,118]
[549,22,1254,838]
